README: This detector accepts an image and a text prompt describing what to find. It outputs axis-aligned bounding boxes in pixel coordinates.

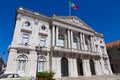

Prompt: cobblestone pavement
[56,75,120,80]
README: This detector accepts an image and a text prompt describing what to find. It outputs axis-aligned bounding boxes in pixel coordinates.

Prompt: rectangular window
[38,61,44,72]
[22,34,29,45]
[104,60,108,70]
[101,46,105,55]
[95,45,98,52]
[73,38,77,49]
[58,35,64,47]
[40,37,46,47]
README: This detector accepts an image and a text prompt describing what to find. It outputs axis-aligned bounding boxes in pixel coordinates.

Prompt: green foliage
[36,71,55,79]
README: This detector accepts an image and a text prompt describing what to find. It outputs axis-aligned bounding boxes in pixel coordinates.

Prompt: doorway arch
[61,57,69,76]
[89,59,96,75]
[77,59,83,75]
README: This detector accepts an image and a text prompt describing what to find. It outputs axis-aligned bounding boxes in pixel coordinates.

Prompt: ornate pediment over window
[52,16,95,32]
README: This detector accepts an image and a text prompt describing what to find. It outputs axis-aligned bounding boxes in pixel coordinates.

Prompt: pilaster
[67,29,71,48]
[52,25,55,46]
[71,31,73,48]
[56,26,58,46]
[107,59,113,75]
[83,59,88,76]
[80,33,83,50]
[82,34,86,50]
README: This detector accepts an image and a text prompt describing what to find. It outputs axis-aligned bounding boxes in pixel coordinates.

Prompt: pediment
[52,16,95,32]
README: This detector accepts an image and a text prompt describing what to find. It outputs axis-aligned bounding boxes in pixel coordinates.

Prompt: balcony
[35,46,50,52]
[102,53,108,58]
[21,26,32,33]
[53,46,71,53]
[38,30,48,36]
[8,43,33,51]
[53,46,100,56]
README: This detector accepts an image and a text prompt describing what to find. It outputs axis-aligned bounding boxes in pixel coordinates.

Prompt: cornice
[17,8,50,22]
[17,7,104,38]
[52,16,95,33]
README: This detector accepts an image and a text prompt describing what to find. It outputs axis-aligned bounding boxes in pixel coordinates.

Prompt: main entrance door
[77,59,83,75]
[90,59,96,75]
[61,57,69,76]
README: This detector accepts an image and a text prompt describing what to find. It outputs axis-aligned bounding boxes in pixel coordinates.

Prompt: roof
[106,40,120,47]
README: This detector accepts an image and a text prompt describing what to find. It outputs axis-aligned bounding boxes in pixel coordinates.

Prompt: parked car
[0,73,32,80]
[0,73,21,78]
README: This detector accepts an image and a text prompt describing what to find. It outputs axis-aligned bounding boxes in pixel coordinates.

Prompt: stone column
[107,59,113,75]
[94,60,99,75]
[86,60,91,76]
[70,58,78,77]
[100,58,105,74]
[53,57,61,78]
[52,56,60,77]
[56,26,58,46]
[90,36,94,52]
[83,59,88,76]
[52,25,55,46]
[97,60,102,75]
[67,29,71,48]
[64,34,67,48]
[69,58,72,77]
[80,33,83,50]
[82,34,86,50]
[92,37,96,52]
[77,37,80,50]
[71,30,73,49]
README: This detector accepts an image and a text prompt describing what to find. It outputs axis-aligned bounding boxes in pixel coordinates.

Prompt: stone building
[0,56,6,75]
[6,7,112,78]
[106,40,120,74]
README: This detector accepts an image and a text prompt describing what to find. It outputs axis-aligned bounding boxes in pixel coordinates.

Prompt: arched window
[58,34,65,47]
[77,59,83,75]
[17,55,27,72]
[37,56,46,72]
[61,57,69,76]
[89,59,96,75]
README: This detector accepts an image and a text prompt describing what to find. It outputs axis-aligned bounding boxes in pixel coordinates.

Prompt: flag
[69,1,78,10]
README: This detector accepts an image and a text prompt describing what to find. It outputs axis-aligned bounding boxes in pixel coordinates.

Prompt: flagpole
[69,1,71,16]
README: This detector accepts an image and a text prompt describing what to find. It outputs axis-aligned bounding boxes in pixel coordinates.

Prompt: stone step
[55,75,120,80]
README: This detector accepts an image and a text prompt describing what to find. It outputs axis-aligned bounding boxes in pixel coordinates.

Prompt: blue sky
[0,0,120,60]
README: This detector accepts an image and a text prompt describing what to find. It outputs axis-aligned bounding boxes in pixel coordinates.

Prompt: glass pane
[58,39,64,47]
[40,38,46,47]
[73,42,77,49]
[22,34,29,44]
[38,61,44,72]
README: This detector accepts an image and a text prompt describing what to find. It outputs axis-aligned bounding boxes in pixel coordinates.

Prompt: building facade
[0,56,6,75]
[106,40,120,74]
[6,7,112,78]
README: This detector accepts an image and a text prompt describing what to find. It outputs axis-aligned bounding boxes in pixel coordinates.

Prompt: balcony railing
[21,27,32,33]
[53,46,100,56]
[102,53,108,58]
[35,46,50,52]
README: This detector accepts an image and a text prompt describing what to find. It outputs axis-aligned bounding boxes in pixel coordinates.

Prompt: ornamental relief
[57,17,93,31]
[60,18,82,25]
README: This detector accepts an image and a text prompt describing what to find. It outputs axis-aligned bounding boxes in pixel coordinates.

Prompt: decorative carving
[34,21,38,25]
[17,17,21,21]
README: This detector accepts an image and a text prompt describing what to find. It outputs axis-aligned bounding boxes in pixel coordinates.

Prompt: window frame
[21,33,29,45]
[17,55,27,72]
[39,37,46,47]
[37,56,46,72]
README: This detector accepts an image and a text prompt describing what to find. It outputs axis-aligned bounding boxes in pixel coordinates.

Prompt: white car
[0,73,32,80]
